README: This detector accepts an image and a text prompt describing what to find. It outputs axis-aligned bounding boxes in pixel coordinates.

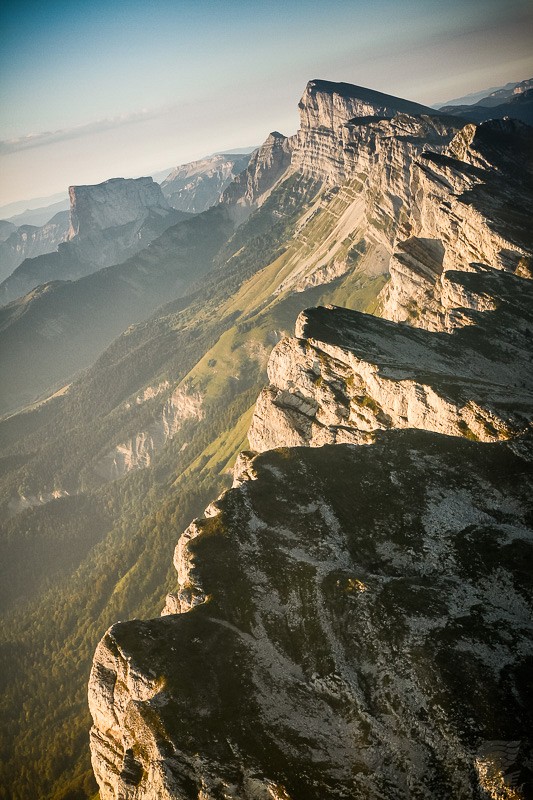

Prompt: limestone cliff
[89,80,533,799]
[161,153,251,213]
[248,268,533,451]
[90,432,533,799]
[0,211,69,284]
[0,177,181,304]
[222,80,457,219]
[222,132,293,220]
[380,119,533,330]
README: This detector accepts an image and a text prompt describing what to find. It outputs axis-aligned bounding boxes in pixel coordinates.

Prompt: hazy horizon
[1,0,532,207]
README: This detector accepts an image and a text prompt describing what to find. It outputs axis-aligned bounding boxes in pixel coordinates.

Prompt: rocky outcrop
[95,386,204,480]
[0,211,69,284]
[88,80,533,800]
[0,177,181,305]
[250,118,533,450]
[229,83,529,311]
[379,119,533,330]
[248,266,533,451]
[89,432,533,799]
[222,133,293,219]
[66,177,177,266]
[68,177,168,241]
[161,153,251,213]
[290,81,454,186]
[223,81,458,225]
[298,79,440,130]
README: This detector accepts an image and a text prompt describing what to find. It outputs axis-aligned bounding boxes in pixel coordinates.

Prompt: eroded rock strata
[249,267,533,451]
[0,177,180,304]
[90,431,533,799]
[89,80,533,799]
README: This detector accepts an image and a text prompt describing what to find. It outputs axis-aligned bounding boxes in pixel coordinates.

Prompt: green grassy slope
[0,171,389,799]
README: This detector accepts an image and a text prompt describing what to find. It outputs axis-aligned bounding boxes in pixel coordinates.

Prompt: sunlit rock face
[223,79,459,226]
[248,266,533,451]
[222,132,293,218]
[380,119,533,330]
[89,432,533,800]
[291,79,452,186]
[89,80,533,800]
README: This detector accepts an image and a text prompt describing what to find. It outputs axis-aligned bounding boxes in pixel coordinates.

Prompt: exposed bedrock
[89,432,533,799]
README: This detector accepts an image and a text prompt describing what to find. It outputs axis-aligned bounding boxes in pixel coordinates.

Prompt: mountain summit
[1,77,532,800]
[85,81,532,799]
[0,176,181,307]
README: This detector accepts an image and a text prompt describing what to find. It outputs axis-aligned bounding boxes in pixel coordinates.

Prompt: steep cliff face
[0,211,70,284]
[68,177,170,239]
[224,80,457,220]
[248,268,533,451]
[222,132,293,219]
[247,113,533,452]
[90,433,533,800]
[0,177,181,305]
[380,119,533,330]
[161,153,251,213]
[67,176,177,266]
[89,80,533,800]
[291,80,450,186]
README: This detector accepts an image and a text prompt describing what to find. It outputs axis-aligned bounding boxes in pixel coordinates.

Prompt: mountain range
[0,152,252,300]
[0,78,532,800]
[438,77,533,124]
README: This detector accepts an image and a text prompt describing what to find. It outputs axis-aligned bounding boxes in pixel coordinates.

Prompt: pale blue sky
[1,0,532,206]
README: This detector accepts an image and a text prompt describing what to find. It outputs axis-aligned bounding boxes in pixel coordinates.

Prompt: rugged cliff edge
[88,81,533,799]
[0,177,181,305]
[248,268,533,451]
[161,153,252,213]
[89,430,533,799]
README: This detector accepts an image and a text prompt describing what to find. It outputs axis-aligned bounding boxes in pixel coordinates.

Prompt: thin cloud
[0,106,173,155]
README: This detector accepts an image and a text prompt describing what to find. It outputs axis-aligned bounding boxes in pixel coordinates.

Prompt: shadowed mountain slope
[1,79,531,800]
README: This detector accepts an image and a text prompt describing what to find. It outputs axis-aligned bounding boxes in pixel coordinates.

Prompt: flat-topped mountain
[68,176,170,241]
[0,177,183,306]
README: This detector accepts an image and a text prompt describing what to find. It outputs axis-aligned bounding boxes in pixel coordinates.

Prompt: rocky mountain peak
[0,177,180,305]
[68,176,170,240]
[160,152,251,213]
[221,131,292,216]
[299,78,440,132]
